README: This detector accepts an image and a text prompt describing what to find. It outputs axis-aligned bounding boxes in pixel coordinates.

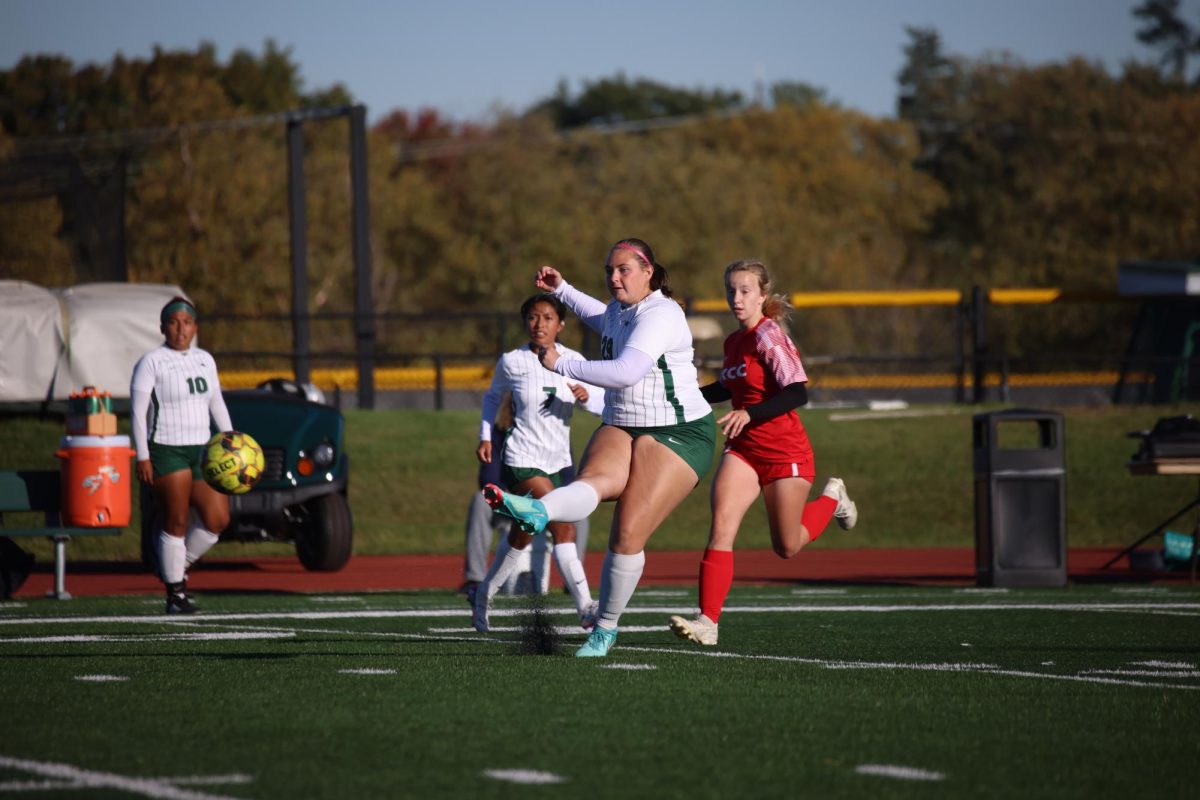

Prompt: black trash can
[973,409,1067,587]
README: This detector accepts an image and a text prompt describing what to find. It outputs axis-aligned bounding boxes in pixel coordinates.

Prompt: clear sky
[1,0,1192,124]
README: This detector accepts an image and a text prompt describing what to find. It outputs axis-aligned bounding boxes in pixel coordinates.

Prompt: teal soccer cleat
[482,483,549,535]
[575,625,617,657]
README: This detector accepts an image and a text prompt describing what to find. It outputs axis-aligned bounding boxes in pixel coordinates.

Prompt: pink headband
[610,243,654,269]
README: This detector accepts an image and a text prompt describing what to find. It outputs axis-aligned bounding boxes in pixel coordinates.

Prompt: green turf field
[2,584,1197,799]
[2,404,1197,563]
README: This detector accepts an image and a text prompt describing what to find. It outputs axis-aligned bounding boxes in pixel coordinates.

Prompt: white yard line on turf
[151,776,254,786]
[483,768,567,785]
[0,780,77,790]
[1081,668,1200,678]
[0,755,247,800]
[855,764,945,781]
[161,619,497,645]
[602,663,657,670]
[1132,660,1195,669]
[611,645,1200,692]
[426,625,663,635]
[59,615,1197,693]
[4,601,1200,627]
[1,631,295,644]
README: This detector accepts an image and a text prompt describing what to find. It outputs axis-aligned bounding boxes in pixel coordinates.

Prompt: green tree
[527,73,744,129]
[770,80,832,110]
[1134,0,1200,84]
[895,27,1200,358]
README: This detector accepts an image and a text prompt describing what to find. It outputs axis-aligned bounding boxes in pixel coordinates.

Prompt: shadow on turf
[513,596,563,656]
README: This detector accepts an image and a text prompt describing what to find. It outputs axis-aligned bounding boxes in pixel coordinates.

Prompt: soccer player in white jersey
[472,294,604,632]
[484,238,717,657]
[130,297,232,614]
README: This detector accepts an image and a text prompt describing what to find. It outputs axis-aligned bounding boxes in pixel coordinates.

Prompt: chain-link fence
[200,290,1200,409]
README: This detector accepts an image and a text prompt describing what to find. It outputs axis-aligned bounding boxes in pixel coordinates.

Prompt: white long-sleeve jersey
[552,283,710,427]
[480,343,603,473]
[130,345,232,461]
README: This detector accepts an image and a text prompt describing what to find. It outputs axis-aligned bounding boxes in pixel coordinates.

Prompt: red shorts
[724,447,815,487]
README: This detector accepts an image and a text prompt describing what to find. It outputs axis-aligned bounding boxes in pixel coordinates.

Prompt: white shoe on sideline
[669,614,719,646]
[823,477,858,530]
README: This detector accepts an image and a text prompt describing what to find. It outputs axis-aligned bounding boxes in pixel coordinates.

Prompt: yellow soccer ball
[202,430,266,495]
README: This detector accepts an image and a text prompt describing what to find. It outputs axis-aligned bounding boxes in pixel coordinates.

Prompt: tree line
[1,3,1197,362]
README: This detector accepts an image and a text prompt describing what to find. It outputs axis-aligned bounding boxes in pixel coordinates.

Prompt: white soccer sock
[481,538,528,602]
[596,550,645,630]
[541,481,600,522]
[158,532,187,584]
[184,526,220,567]
[553,542,591,613]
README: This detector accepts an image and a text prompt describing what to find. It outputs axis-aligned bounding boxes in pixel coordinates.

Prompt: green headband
[161,300,197,324]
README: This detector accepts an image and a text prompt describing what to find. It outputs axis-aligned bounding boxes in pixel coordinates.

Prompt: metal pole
[51,536,71,600]
[286,120,311,385]
[348,105,376,410]
[434,355,444,411]
[972,285,986,404]
[955,297,966,404]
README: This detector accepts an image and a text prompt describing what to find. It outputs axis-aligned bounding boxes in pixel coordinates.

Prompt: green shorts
[149,442,204,480]
[609,412,717,483]
[501,464,567,489]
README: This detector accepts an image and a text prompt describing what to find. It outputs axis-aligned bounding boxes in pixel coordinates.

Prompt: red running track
[9,547,1191,600]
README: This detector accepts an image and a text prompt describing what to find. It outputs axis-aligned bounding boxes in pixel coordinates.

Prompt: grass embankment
[1,404,1196,562]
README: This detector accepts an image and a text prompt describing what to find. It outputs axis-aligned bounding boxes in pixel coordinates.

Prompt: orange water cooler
[55,434,136,527]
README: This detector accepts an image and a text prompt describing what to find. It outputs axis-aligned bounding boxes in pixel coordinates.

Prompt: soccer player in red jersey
[669,260,857,646]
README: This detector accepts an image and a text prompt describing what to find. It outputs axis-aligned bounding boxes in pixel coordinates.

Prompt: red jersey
[720,317,811,462]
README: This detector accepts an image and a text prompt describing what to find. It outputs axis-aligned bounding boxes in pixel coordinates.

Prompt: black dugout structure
[973,409,1067,587]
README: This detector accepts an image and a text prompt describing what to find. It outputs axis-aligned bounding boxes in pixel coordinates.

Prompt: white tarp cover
[0,281,185,402]
[0,281,64,402]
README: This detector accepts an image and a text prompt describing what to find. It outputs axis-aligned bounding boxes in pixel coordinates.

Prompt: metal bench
[0,470,123,599]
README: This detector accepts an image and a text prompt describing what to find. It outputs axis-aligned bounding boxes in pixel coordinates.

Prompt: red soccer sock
[699,548,734,623]
[801,495,838,543]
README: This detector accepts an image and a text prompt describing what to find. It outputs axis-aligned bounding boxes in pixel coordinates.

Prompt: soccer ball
[202,430,265,495]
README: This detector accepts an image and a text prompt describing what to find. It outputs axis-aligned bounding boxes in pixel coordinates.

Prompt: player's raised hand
[568,382,589,403]
[535,266,563,292]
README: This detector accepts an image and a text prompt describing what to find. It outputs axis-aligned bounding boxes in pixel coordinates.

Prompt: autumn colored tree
[0,44,364,367]
[4,36,1198,370]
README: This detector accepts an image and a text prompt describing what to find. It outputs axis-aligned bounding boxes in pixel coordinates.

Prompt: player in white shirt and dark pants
[130,297,232,614]
[473,294,604,631]
[484,238,716,657]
